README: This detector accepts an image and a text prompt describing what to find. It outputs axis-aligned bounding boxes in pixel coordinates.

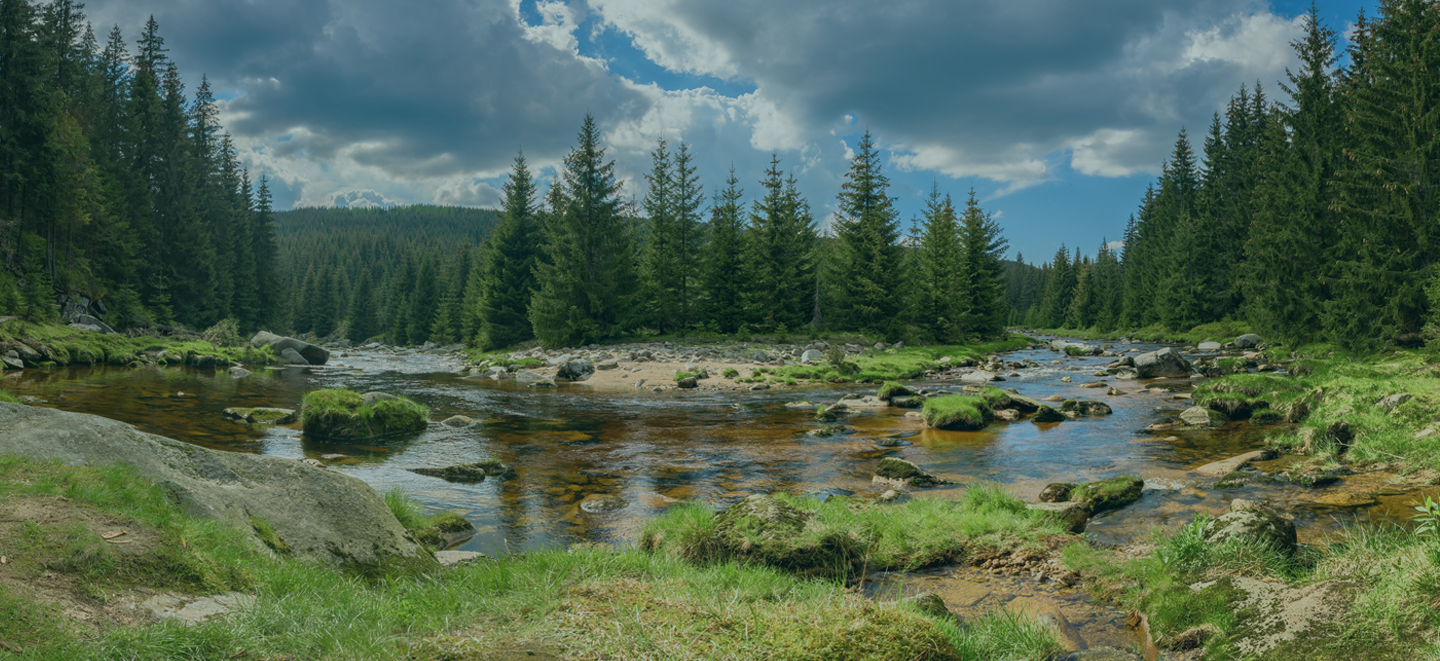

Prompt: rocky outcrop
[0,402,427,567]
[1133,347,1192,378]
[250,331,329,365]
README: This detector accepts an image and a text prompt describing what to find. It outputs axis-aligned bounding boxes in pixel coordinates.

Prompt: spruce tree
[639,138,678,331]
[528,114,637,348]
[910,184,966,342]
[347,268,379,343]
[833,131,903,336]
[744,155,815,330]
[476,151,540,349]
[701,166,747,333]
[958,189,1008,338]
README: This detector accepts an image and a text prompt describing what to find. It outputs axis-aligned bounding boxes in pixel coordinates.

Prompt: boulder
[1038,483,1075,502]
[71,314,116,334]
[1133,347,1193,378]
[1197,341,1223,352]
[1069,476,1144,515]
[872,457,951,488]
[676,376,699,389]
[1007,393,1043,413]
[556,358,595,382]
[1202,508,1297,555]
[800,349,824,364]
[304,390,428,441]
[2,353,23,370]
[280,347,309,365]
[1074,400,1112,416]
[960,370,996,383]
[1026,501,1089,534]
[1031,405,1065,423]
[0,402,427,567]
[223,407,298,425]
[1180,406,1228,428]
[1235,333,1262,348]
[227,366,252,379]
[595,359,619,371]
[1377,393,1413,412]
[270,338,329,366]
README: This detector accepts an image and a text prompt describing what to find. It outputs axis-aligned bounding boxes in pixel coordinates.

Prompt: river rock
[1235,333,1262,348]
[1026,501,1088,533]
[1202,508,1297,555]
[223,407,298,425]
[1069,476,1144,514]
[440,415,476,428]
[1007,393,1043,413]
[1038,483,1075,502]
[800,349,824,364]
[579,494,628,513]
[556,358,595,382]
[961,370,996,383]
[409,460,514,483]
[1180,406,1228,428]
[280,347,308,365]
[676,376,699,389]
[2,353,23,370]
[1031,405,1065,423]
[227,366,252,379]
[361,391,399,406]
[254,333,329,366]
[1133,347,1193,378]
[872,457,951,488]
[595,359,618,371]
[900,592,950,619]
[0,402,428,567]
[435,550,484,567]
[1377,393,1413,412]
[1197,341,1223,351]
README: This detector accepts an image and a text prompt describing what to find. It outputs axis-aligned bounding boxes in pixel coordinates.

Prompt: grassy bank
[0,320,274,368]
[0,454,1073,660]
[1064,514,1440,659]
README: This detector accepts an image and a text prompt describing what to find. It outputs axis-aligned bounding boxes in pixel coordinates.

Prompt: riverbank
[0,319,274,373]
[0,450,1077,660]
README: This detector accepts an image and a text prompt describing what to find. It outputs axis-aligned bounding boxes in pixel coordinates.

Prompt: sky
[83,0,1376,262]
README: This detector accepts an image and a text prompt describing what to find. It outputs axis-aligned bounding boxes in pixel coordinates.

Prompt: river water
[0,341,1422,556]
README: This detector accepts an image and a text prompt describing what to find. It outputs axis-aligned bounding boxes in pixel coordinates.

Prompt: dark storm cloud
[85,0,650,179]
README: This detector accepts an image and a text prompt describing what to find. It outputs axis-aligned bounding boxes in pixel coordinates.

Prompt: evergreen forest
[1006,4,1440,352]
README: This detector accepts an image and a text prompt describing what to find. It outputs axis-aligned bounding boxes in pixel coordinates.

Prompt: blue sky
[85,0,1375,263]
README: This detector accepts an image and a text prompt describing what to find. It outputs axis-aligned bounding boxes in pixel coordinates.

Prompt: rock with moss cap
[922,394,992,431]
[408,459,515,483]
[876,381,916,403]
[710,494,864,577]
[872,457,953,488]
[1030,405,1065,423]
[1068,476,1144,515]
[223,407,297,425]
[302,389,429,440]
[1202,508,1297,556]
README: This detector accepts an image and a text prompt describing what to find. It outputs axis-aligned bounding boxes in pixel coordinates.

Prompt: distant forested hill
[275,205,498,342]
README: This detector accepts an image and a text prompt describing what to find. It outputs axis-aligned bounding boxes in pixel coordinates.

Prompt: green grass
[1030,320,1255,346]
[0,320,274,368]
[641,486,1065,579]
[775,334,1033,384]
[301,389,429,440]
[0,391,17,403]
[383,488,473,552]
[0,454,1067,660]
[672,370,696,382]
[922,395,992,430]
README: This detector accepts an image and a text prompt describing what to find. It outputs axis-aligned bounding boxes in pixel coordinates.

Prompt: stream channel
[2,339,1427,652]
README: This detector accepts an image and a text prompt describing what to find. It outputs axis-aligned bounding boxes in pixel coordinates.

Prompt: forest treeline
[0,3,282,331]
[1007,3,1440,351]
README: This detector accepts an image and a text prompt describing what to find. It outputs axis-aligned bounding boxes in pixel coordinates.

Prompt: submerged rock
[408,460,515,483]
[872,457,952,488]
[223,407,298,425]
[440,415,477,428]
[579,494,628,513]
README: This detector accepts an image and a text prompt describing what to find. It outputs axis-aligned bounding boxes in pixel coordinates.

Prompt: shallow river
[0,341,1422,555]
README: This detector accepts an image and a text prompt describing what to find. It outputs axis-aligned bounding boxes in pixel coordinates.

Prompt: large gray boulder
[71,314,116,334]
[1235,333,1262,348]
[250,331,329,365]
[0,403,428,568]
[1133,347,1193,378]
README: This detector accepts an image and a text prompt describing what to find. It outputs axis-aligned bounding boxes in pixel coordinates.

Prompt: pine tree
[701,166,747,333]
[833,131,903,336]
[476,151,540,349]
[1038,245,1074,328]
[910,184,966,342]
[528,114,637,348]
[671,142,704,325]
[639,138,677,331]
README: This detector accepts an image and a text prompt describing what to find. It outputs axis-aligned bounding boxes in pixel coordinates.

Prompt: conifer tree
[347,268,378,343]
[744,155,815,330]
[701,166,747,333]
[639,138,678,331]
[1038,245,1074,328]
[958,189,1008,338]
[475,151,540,349]
[910,184,966,342]
[833,131,903,337]
[528,114,637,348]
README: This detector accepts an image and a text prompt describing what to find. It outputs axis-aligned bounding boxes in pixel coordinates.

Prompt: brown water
[0,341,1417,557]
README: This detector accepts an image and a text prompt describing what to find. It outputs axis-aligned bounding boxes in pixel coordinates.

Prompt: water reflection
[2,340,1413,553]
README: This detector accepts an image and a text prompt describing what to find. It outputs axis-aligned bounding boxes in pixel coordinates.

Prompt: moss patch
[301,389,429,440]
[1068,476,1143,514]
[923,395,992,431]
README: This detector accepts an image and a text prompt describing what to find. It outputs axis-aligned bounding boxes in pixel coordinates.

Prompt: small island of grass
[301,389,429,441]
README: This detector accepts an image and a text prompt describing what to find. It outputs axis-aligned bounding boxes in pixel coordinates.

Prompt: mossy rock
[302,389,429,440]
[922,394,991,431]
[975,386,1011,409]
[876,381,915,402]
[874,457,951,488]
[815,406,838,423]
[408,460,515,483]
[808,424,853,438]
[1202,509,1296,556]
[712,494,864,578]
[889,395,924,409]
[1249,408,1282,425]
[1069,476,1143,514]
[1030,405,1064,423]
[409,511,476,551]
